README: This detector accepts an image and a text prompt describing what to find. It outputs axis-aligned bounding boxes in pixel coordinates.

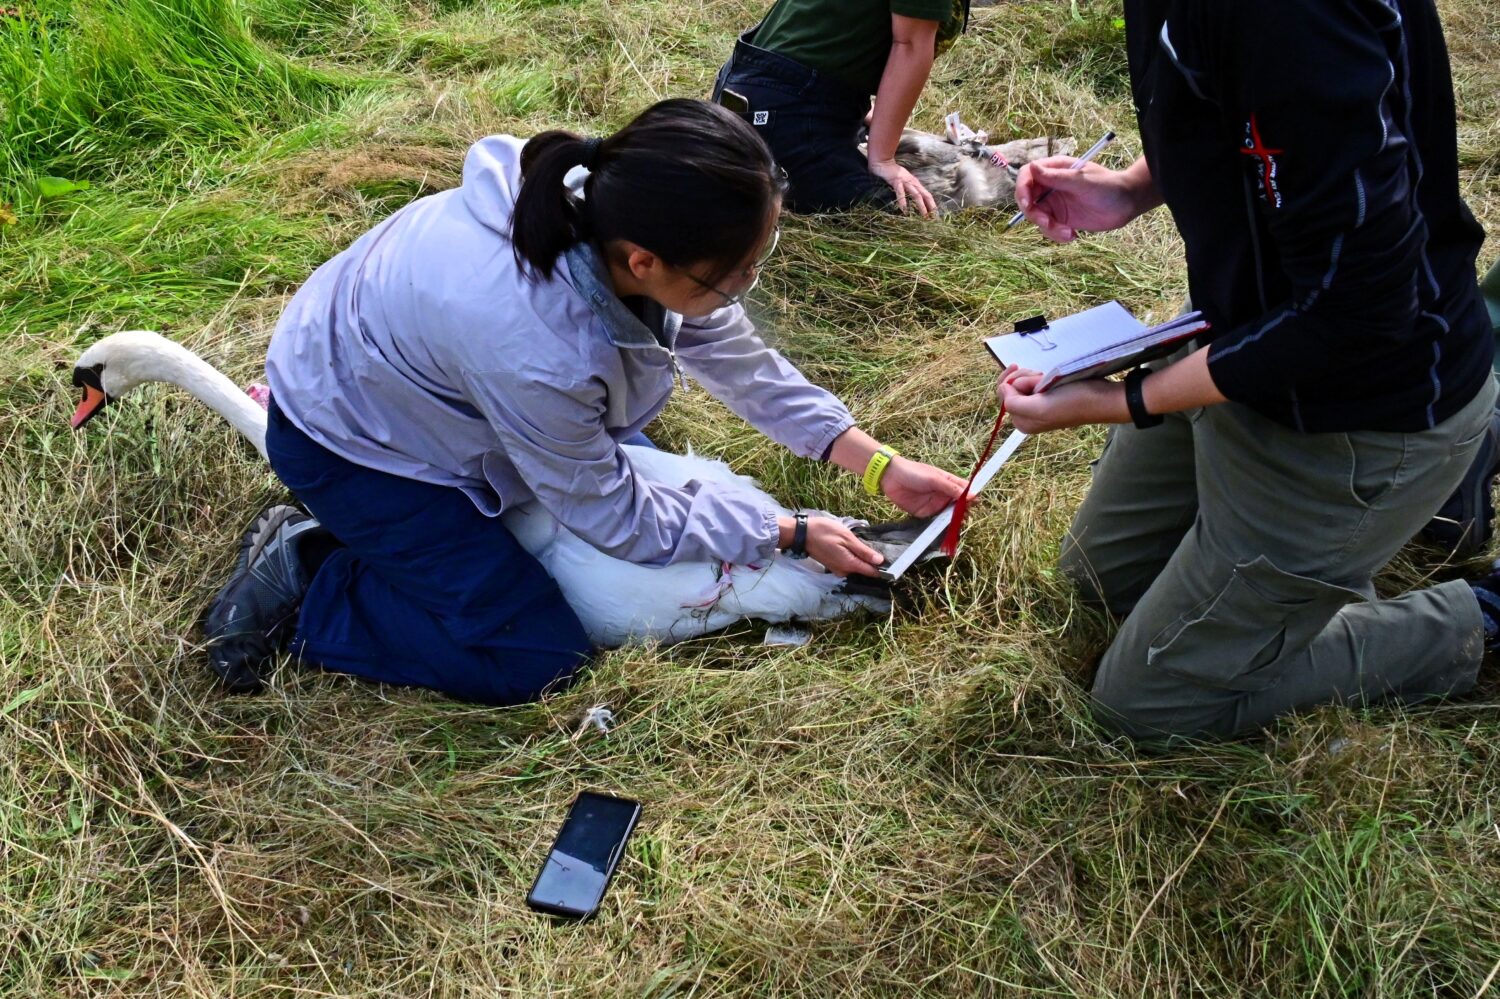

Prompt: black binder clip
[1014,314,1056,349]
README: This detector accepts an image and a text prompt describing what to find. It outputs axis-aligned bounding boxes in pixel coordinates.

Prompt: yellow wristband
[862,446,898,496]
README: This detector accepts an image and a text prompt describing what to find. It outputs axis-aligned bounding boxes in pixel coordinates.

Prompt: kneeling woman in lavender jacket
[202,98,964,704]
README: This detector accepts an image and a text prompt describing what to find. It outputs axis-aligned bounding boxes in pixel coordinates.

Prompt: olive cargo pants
[1063,376,1496,739]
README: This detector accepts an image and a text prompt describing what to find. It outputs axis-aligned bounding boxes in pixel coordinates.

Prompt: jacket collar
[563,241,682,351]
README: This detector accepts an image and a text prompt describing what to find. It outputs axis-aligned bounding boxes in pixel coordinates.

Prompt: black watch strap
[788,512,810,559]
[1124,367,1164,429]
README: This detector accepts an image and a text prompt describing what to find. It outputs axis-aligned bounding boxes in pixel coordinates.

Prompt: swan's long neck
[139,337,269,458]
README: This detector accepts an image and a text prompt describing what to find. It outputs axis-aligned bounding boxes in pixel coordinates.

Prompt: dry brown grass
[3,0,1500,995]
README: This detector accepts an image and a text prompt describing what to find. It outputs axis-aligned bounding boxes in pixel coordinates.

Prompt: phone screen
[527,792,641,919]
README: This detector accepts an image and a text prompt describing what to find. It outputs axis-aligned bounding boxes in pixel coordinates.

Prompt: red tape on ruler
[941,402,1006,558]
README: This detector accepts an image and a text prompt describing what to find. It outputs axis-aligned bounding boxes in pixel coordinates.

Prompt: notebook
[984,302,1209,392]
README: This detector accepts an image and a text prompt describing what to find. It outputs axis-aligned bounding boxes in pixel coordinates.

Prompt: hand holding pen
[1008,131,1157,242]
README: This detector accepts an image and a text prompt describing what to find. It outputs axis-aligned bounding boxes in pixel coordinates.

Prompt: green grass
[2,0,1499,995]
[0,0,349,187]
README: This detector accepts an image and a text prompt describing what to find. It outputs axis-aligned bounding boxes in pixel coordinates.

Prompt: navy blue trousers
[713,32,893,214]
[265,399,592,704]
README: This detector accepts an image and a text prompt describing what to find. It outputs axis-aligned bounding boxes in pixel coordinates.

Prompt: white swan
[70,330,898,647]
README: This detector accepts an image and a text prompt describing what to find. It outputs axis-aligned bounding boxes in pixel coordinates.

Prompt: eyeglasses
[683,226,781,308]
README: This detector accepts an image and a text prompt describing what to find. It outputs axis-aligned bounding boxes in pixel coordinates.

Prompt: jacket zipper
[1240,174,1269,313]
[666,323,687,391]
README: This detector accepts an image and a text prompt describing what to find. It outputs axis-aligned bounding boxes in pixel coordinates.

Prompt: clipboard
[985,302,1208,392]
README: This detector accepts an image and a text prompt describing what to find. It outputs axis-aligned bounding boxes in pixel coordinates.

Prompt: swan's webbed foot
[835,572,893,600]
[851,516,948,577]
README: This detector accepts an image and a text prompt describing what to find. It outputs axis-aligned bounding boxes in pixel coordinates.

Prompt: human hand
[880,456,967,517]
[996,368,1127,433]
[1014,157,1144,242]
[803,516,886,577]
[868,158,938,218]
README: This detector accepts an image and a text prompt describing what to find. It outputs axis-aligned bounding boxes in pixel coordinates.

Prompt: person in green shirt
[712,0,967,216]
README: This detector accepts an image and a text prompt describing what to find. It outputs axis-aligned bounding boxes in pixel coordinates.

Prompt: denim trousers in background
[713,29,893,214]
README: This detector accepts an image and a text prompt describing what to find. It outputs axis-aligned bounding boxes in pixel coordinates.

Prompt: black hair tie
[580,137,603,170]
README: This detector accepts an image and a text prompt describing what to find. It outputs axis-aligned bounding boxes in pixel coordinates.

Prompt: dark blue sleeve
[1199,0,1429,407]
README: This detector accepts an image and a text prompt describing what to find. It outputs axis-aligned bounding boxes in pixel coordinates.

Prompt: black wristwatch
[1124,367,1164,429]
[787,512,809,559]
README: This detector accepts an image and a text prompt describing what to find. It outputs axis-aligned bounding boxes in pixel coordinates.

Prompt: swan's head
[70,330,177,428]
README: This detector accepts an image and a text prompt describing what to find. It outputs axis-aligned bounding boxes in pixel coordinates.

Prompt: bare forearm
[826,425,881,474]
[1087,346,1226,423]
[866,40,935,162]
[1141,346,1226,414]
[1120,155,1165,221]
[1000,346,1227,434]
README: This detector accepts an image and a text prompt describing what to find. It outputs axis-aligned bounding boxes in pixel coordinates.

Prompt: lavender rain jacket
[266,135,856,566]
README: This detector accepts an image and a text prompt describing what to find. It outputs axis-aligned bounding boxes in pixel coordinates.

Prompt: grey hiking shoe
[1468,558,1500,652]
[202,505,326,693]
[1422,405,1500,560]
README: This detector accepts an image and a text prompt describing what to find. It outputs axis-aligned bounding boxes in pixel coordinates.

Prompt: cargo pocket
[1448,412,1491,459]
[1146,556,1362,692]
[1341,430,1409,510]
[1088,425,1118,475]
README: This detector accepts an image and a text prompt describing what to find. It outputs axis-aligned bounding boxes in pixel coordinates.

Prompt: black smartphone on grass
[526,792,641,920]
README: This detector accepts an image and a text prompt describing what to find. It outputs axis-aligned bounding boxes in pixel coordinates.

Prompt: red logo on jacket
[1239,114,1284,208]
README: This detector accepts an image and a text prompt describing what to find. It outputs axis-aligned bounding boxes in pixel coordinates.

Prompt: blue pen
[1006,130,1117,231]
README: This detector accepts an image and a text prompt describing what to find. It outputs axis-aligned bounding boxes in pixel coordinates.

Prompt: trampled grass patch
[2,0,1499,995]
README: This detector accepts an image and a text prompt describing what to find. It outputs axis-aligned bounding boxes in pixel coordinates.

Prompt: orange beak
[70,365,109,429]
[71,384,107,428]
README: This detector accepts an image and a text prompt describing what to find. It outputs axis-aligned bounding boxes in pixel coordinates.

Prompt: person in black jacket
[997,0,1500,739]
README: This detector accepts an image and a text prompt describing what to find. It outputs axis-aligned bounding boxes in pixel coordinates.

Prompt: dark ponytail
[509,129,594,280]
[510,98,786,283]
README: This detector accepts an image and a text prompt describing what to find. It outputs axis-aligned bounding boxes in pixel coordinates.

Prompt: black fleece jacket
[1125,0,1491,432]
